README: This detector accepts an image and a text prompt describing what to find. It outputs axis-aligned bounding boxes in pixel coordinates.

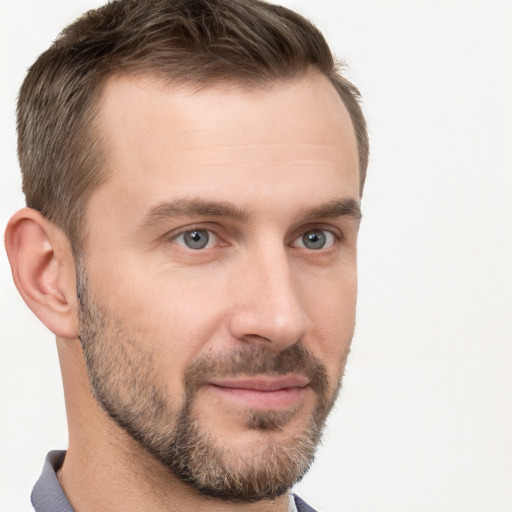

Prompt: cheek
[301,269,357,373]
[86,262,229,394]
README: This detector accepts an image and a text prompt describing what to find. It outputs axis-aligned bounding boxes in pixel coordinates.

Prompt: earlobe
[4,207,79,339]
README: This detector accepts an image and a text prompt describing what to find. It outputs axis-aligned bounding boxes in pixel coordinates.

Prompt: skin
[5,71,360,511]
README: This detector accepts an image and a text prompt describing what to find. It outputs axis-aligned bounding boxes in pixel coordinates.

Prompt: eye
[173,229,218,250]
[292,229,336,250]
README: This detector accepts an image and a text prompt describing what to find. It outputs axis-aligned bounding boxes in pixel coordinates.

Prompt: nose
[227,243,310,351]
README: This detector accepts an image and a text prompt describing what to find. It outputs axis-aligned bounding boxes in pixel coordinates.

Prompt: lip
[207,375,310,409]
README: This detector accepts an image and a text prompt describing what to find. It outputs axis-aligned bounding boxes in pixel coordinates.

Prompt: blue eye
[292,229,335,250]
[174,229,217,250]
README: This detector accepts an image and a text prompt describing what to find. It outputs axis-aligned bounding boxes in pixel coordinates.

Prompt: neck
[56,338,291,512]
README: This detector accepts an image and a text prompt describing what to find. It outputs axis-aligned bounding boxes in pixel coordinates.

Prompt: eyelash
[169,225,342,252]
[172,228,220,250]
[290,229,338,250]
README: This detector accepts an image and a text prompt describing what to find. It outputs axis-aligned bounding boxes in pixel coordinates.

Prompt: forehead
[90,72,359,214]
[98,72,356,139]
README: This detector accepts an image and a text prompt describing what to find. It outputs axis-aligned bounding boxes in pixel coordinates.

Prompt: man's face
[78,73,360,500]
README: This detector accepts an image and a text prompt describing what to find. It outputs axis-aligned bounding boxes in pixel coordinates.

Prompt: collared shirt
[31,452,72,512]
[31,451,318,512]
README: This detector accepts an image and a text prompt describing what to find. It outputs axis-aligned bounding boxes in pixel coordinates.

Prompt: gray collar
[32,450,318,512]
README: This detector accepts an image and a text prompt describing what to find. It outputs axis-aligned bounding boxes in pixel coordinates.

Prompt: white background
[1,1,511,511]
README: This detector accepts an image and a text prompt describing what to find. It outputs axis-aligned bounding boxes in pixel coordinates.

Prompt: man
[4,0,368,510]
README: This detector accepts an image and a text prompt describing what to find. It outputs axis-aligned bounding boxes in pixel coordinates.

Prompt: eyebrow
[301,198,362,223]
[140,197,361,228]
[140,198,248,227]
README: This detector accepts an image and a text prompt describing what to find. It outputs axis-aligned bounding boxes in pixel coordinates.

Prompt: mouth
[207,375,310,410]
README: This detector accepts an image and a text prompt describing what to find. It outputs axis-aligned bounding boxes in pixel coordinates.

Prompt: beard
[76,265,347,502]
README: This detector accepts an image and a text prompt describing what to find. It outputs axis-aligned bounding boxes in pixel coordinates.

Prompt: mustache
[183,343,329,397]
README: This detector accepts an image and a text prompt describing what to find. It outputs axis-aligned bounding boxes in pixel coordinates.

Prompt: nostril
[239,333,272,344]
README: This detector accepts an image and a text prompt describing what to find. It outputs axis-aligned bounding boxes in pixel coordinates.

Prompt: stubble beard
[76,266,348,502]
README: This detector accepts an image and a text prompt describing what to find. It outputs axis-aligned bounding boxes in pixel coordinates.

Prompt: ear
[4,207,79,339]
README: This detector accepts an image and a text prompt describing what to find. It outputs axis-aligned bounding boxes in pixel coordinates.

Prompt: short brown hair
[17,0,369,252]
